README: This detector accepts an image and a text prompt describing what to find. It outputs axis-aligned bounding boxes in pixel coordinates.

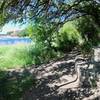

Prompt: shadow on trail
[0,48,100,100]
[0,69,36,100]
[0,49,80,100]
[23,49,95,100]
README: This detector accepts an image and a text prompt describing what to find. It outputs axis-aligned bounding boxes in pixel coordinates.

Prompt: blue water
[0,37,32,45]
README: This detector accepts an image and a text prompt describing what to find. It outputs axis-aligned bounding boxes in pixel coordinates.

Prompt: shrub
[55,21,82,52]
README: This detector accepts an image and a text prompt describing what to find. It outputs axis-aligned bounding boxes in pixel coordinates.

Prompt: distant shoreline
[0,37,32,45]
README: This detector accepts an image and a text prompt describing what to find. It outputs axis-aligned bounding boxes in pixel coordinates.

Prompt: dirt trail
[22,47,100,100]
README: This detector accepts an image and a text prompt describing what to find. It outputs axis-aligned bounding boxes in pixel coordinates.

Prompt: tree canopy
[0,0,100,49]
[0,0,100,26]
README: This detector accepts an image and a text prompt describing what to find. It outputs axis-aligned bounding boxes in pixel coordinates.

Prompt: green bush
[55,21,83,52]
[80,41,93,55]
[75,16,100,46]
[29,42,60,64]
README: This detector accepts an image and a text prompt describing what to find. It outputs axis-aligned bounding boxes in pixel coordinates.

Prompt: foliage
[0,0,80,24]
[19,23,34,37]
[0,0,100,99]
[19,21,83,63]
[55,21,83,52]
[18,29,29,37]
[0,0,99,53]
[75,16,100,46]
[29,41,61,64]
[76,0,100,27]
[79,41,93,55]
[19,21,61,64]
[0,0,99,27]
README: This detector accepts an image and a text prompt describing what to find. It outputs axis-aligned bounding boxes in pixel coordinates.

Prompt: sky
[0,21,27,34]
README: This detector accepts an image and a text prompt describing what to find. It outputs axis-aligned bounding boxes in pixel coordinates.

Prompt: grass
[0,44,37,100]
[0,44,34,70]
[0,43,62,100]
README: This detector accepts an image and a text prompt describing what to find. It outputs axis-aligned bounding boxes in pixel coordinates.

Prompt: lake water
[0,37,32,45]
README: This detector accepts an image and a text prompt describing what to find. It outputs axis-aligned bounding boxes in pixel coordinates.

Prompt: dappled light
[0,0,100,100]
[23,48,100,100]
[0,68,36,100]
